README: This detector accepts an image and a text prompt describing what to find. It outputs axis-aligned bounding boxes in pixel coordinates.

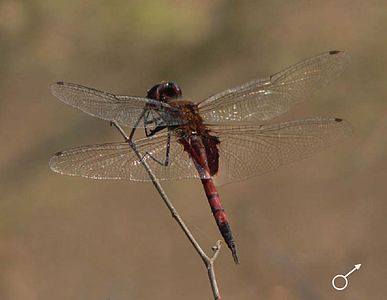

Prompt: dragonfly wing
[198,51,350,123]
[49,132,200,181]
[51,82,183,127]
[210,118,351,184]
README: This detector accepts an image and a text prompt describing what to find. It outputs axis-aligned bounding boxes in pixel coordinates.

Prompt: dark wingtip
[54,151,63,156]
[329,50,341,55]
[334,118,343,122]
[50,82,62,94]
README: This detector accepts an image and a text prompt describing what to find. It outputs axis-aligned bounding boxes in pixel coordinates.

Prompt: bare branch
[111,122,223,300]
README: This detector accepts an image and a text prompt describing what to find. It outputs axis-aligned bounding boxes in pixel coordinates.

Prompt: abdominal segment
[202,134,220,176]
[201,177,239,263]
[178,134,238,263]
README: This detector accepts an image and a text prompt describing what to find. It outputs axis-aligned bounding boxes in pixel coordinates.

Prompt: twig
[112,122,223,300]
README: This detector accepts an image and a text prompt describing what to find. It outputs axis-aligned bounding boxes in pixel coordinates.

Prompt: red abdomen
[178,134,239,263]
[201,177,239,263]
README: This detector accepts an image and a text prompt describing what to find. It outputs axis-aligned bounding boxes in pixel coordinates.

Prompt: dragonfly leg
[143,110,155,137]
[141,131,171,166]
[143,109,169,137]
[110,107,146,143]
[112,119,171,167]
[123,108,147,142]
[145,125,167,137]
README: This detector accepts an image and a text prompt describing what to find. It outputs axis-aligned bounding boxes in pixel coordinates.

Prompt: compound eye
[163,83,176,97]
[169,82,182,97]
[165,83,175,93]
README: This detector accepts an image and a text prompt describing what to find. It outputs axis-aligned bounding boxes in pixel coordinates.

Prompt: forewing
[199,51,350,123]
[51,82,183,127]
[49,132,200,181]
[210,118,351,184]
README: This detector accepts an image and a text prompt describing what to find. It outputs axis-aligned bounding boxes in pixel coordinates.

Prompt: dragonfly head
[147,82,182,102]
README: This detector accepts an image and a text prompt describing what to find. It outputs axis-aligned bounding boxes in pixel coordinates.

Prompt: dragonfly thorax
[147,82,182,102]
[169,100,208,136]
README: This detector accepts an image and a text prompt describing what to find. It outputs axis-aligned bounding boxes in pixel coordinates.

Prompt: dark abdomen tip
[334,118,343,122]
[231,245,239,264]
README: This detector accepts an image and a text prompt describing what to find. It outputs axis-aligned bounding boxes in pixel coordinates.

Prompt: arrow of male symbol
[345,264,362,277]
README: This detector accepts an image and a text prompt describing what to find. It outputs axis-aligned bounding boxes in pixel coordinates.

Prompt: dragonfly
[49,50,351,264]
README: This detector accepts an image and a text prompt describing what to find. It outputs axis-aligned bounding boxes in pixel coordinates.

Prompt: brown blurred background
[1,1,386,299]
